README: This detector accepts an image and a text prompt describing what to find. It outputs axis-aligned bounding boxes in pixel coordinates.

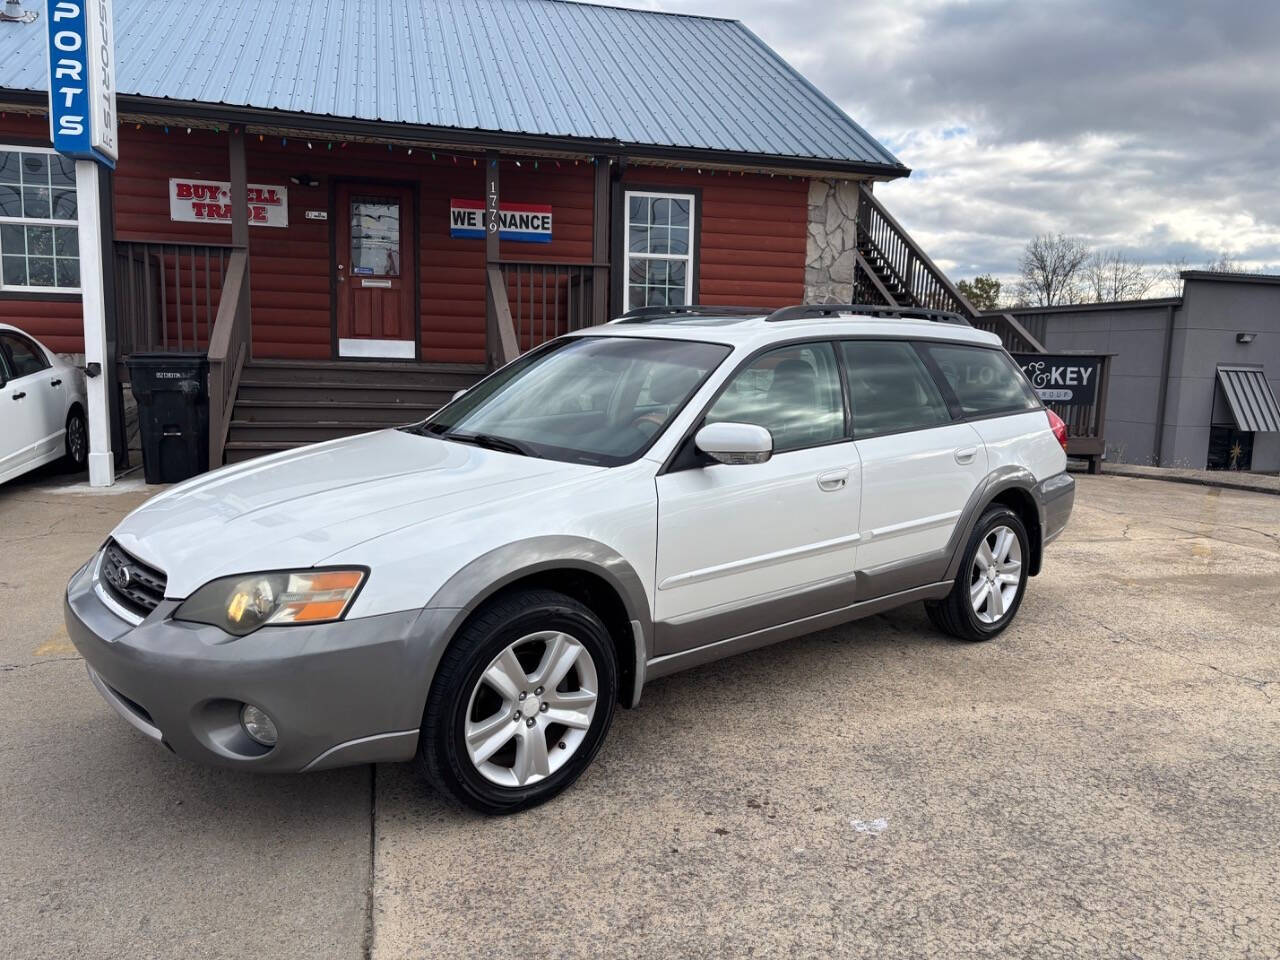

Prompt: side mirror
[694,421,773,465]
[451,388,466,401]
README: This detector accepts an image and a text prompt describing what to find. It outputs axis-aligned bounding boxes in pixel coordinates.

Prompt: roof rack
[765,303,971,326]
[614,305,767,323]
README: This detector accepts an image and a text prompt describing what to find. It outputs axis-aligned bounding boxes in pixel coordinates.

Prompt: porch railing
[114,241,232,355]
[501,260,600,350]
[853,184,1047,354]
[206,249,251,468]
[485,260,603,368]
[113,240,248,467]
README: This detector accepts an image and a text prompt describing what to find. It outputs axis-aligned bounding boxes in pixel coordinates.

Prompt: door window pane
[841,340,951,438]
[923,344,1039,416]
[707,343,844,452]
[349,198,400,276]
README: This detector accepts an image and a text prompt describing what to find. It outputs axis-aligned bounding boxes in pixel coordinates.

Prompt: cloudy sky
[601,0,1280,291]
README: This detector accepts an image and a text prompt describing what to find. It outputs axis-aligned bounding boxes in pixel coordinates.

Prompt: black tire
[64,407,88,469]
[925,505,1029,642]
[416,588,618,815]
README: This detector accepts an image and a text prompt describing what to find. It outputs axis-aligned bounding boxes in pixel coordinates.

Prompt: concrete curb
[1073,463,1280,497]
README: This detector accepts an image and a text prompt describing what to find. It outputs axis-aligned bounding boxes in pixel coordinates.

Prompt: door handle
[817,468,849,492]
[50,378,62,387]
[954,446,978,465]
[11,391,25,400]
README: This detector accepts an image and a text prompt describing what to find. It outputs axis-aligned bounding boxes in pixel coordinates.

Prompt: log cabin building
[0,0,1041,467]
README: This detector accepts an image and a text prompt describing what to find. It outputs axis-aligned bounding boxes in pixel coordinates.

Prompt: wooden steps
[223,359,485,463]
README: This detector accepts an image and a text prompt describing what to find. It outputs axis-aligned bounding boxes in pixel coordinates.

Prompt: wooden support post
[229,130,248,250]
[227,129,250,368]
[591,156,609,325]
[484,150,501,369]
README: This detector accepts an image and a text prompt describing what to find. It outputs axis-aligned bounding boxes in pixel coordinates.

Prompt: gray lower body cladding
[1037,470,1075,545]
[651,469,1075,669]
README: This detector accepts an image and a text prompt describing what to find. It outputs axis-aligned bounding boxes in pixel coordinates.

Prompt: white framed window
[624,190,695,312]
[0,146,81,293]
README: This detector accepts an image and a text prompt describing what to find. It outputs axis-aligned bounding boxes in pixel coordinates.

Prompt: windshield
[408,336,732,465]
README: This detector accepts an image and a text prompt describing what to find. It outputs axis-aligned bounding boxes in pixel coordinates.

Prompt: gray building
[994,271,1280,472]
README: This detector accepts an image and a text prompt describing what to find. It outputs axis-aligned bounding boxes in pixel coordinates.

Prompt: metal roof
[1216,365,1280,433]
[0,0,905,172]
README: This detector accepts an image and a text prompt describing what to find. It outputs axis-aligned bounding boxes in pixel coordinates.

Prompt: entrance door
[336,183,416,359]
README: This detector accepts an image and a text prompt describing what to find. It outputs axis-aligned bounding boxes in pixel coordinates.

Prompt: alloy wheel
[68,414,87,464]
[464,631,598,787]
[969,524,1022,624]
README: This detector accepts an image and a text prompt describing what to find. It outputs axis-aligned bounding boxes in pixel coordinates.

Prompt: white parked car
[65,305,1074,813]
[0,323,87,485]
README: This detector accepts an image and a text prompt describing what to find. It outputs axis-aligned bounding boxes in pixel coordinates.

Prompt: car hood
[112,430,605,598]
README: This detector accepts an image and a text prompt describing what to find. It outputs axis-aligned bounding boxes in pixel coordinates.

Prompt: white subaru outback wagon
[66,304,1074,813]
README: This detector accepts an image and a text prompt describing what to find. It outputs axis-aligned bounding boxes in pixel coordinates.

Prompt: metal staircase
[851,184,1046,354]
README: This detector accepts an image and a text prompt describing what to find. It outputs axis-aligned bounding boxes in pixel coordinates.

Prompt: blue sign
[46,0,118,167]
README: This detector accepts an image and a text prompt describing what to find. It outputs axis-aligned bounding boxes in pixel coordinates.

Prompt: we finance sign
[450,198,552,243]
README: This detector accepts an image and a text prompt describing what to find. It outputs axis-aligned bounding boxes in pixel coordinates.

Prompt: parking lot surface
[2,469,1277,959]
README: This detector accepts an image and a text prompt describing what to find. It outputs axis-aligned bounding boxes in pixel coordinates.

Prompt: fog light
[240,704,278,747]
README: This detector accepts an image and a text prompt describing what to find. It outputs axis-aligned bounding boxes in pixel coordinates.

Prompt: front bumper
[64,559,451,772]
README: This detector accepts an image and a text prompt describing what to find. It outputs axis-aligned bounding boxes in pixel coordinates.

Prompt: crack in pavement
[1081,503,1280,553]
[1090,618,1275,703]
[0,655,84,673]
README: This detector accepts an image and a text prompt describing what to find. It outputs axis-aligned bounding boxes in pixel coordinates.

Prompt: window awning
[1216,365,1280,433]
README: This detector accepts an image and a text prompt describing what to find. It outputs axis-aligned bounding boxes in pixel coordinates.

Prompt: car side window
[840,340,951,439]
[705,342,844,453]
[0,333,49,379]
[923,343,1039,417]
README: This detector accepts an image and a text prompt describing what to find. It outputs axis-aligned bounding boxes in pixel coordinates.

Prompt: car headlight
[173,569,367,636]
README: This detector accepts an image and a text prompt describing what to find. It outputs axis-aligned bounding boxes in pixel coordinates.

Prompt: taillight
[1046,409,1068,453]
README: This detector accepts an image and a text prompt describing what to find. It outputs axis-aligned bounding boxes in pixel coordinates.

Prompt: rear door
[0,332,62,473]
[842,339,987,594]
[335,183,416,359]
[917,341,1057,479]
[654,341,861,654]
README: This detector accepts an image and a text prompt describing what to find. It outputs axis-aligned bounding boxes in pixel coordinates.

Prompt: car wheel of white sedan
[64,408,88,468]
[418,588,618,814]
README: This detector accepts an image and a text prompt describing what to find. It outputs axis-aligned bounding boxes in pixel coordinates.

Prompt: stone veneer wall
[804,179,861,304]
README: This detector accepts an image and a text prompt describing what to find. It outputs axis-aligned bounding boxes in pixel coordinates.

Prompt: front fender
[422,536,653,707]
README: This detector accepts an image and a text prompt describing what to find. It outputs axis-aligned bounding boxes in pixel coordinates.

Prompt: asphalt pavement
[2,465,1276,959]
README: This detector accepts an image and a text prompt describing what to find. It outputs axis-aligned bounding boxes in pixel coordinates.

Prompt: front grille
[99,539,167,618]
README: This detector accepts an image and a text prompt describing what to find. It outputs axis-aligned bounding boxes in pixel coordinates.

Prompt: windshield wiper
[444,431,539,458]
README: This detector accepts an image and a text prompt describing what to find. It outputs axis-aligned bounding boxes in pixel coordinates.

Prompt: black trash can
[127,353,210,484]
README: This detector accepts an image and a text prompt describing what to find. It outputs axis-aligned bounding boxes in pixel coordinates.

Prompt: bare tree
[1203,251,1244,273]
[1156,255,1192,297]
[1017,234,1091,306]
[1083,249,1156,302]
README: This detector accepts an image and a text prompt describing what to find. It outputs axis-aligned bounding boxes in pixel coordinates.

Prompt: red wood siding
[0,296,82,353]
[112,132,599,364]
[1,113,809,359]
[621,168,808,309]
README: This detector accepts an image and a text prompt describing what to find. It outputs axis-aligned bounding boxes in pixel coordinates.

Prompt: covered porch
[110,116,618,465]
